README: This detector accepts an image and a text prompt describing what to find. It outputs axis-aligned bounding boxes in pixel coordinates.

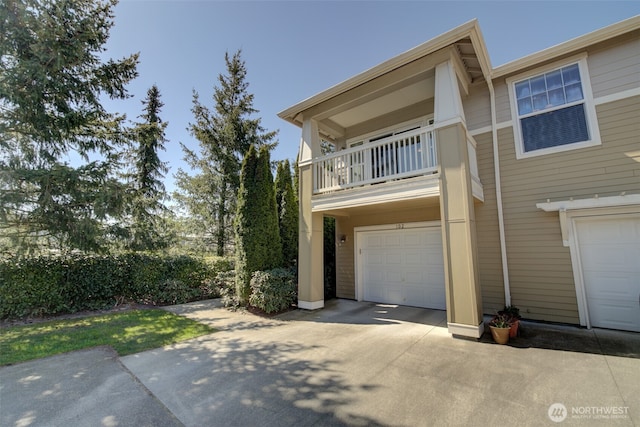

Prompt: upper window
[508,56,600,159]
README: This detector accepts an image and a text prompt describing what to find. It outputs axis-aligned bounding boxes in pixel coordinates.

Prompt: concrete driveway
[1,299,639,426]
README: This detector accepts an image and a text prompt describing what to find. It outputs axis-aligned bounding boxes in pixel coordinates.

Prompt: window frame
[506,54,601,160]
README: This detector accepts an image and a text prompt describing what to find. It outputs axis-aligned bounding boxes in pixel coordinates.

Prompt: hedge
[0,254,233,319]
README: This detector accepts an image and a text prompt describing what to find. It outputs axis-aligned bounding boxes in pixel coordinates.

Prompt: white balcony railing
[313,126,437,194]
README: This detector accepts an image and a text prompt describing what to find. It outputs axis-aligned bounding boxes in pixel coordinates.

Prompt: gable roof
[278,15,640,128]
[278,19,491,127]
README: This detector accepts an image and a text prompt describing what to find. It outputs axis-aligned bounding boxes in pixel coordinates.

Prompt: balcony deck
[311,126,483,212]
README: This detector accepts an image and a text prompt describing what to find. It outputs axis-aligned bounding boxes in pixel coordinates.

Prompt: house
[278,16,640,337]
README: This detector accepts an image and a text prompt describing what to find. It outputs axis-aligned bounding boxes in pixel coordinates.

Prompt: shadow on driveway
[123,333,386,426]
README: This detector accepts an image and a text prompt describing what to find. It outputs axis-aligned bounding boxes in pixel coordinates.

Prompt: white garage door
[576,214,640,332]
[359,226,446,310]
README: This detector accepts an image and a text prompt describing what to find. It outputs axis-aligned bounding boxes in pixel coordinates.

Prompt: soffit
[328,76,436,129]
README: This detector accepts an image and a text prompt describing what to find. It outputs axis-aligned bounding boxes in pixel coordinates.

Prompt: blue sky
[101,1,639,193]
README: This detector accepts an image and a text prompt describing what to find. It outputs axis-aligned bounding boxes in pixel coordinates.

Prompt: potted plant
[488,314,512,344]
[499,305,521,338]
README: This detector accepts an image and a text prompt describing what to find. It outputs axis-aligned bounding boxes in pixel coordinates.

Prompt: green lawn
[0,309,215,366]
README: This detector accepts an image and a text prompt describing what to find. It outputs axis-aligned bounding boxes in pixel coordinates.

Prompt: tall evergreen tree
[235,145,282,304]
[0,0,139,254]
[175,50,277,256]
[125,84,169,251]
[275,160,298,268]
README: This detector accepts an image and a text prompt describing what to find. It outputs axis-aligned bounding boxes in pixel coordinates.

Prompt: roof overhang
[278,19,492,130]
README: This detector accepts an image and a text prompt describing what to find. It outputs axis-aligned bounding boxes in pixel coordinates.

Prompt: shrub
[249,268,296,314]
[0,254,234,319]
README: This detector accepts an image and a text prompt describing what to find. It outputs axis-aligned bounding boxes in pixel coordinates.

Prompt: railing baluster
[311,125,442,193]
[373,146,378,179]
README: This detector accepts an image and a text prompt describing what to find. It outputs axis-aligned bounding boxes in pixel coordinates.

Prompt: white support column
[435,60,484,339]
[299,117,321,166]
[434,60,466,126]
[298,117,324,310]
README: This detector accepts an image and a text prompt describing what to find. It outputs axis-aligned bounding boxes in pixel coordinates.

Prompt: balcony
[310,125,483,212]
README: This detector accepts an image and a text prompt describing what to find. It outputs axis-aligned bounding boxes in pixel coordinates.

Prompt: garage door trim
[354,221,442,306]
[566,206,640,329]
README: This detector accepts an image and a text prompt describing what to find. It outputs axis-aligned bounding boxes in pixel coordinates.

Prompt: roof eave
[492,15,640,79]
[278,18,490,127]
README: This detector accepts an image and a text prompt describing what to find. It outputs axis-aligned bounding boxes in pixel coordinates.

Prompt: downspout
[487,78,511,307]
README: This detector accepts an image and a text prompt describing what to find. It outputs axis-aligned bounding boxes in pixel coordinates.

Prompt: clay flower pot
[509,319,520,338]
[489,325,510,344]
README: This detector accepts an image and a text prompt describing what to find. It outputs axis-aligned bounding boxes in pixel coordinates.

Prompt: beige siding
[588,30,640,99]
[493,79,512,124]
[335,205,440,300]
[462,84,491,131]
[473,132,505,314]
[495,95,640,324]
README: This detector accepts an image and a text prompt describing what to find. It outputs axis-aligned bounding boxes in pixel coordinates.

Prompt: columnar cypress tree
[275,160,298,267]
[234,145,282,304]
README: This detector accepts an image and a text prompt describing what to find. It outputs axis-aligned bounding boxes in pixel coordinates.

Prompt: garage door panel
[404,252,424,265]
[386,270,403,283]
[404,271,424,283]
[585,274,637,299]
[404,233,423,247]
[590,304,638,331]
[386,253,403,265]
[384,234,402,247]
[581,245,637,269]
[576,215,640,332]
[360,226,446,310]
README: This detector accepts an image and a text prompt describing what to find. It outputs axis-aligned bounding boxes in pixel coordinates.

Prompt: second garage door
[358,225,446,310]
[575,214,640,332]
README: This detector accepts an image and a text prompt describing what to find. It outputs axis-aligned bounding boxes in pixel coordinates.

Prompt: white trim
[311,175,440,212]
[506,54,601,160]
[448,321,485,339]
[487,79,512,307]
[355,221,437,233]
[594,86,640,106]
[567,216,590,328]
[537,194,640,246]
[298,300,325,310]
[354,221,441,303]
[468,120,512,136]
[536,194,640,213]
[433,115,466,131]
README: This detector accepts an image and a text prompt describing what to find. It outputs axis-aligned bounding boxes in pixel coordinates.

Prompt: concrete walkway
[1,299,639,426]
